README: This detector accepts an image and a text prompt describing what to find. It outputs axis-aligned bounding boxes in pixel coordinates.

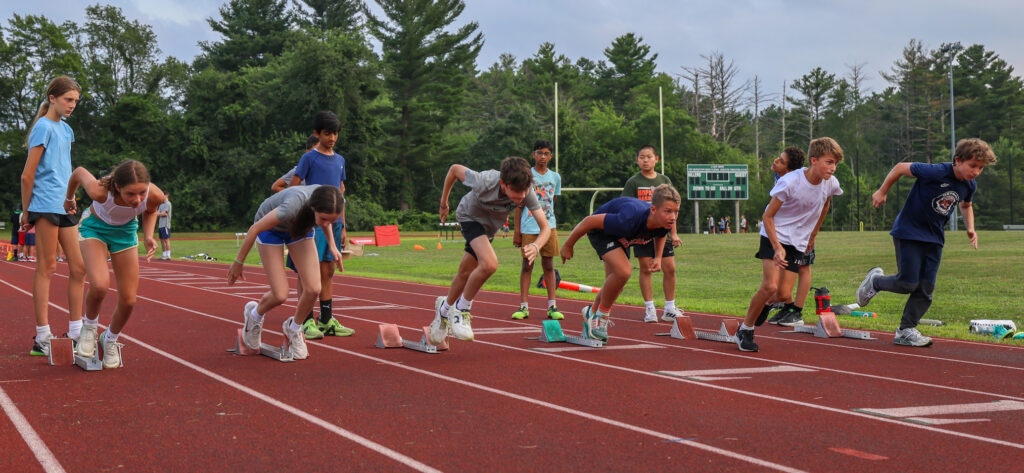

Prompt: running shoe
[734,328,759,352]
[643,306,657,323]
[581,306,598,340]
[766,306,787,325]
[318,317,354,337]
[661,307,683,323]
[302,318,324,339]
[449,305,474,341]
[100,334,123,369]
[777,308,805,327]
[29,334,52,357]
[283,317,309,359]
[241,301,262,350]
[856,267,884,307]
[80,326,99,357]
[511,305,529,320]
[894,327,933,347]
[546,306,564,320]
[428,296,450,345]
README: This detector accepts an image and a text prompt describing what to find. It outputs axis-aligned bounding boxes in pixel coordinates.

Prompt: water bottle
[813,286,831,314]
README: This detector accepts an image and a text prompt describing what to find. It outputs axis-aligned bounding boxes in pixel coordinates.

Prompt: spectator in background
[158,193,172,260]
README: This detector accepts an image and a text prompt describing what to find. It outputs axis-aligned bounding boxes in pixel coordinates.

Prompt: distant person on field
[725,215,732,233]
[429,157,549,346]
[707,214,715,234]
[511,140,563,321]
[740,214,748,233]
[290,112,353,339]
[271,134,318,193]
[856,138,996,348]
[737,138,843,352]
[157,193,172,260]
[560,185,681,343]
[622,145,683,323]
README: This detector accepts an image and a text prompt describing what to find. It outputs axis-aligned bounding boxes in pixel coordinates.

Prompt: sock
[520,302,529,310]
[643,300,655,311]
[304,311,315,323]
[289,319,303,333]
[665,300,676,311]
[439,300,451,316]
[35,325,51,343]
[784,302,796,310]
[319,299,332,324]
[248,305,264,323]
[84,316,99,327]
[740,323,754,331]
[104,330,119,343]
[596,305,611,317]
[68,320,83,339]
[547,300,557,309]
[456,296,472,312]
[793,305,803,313]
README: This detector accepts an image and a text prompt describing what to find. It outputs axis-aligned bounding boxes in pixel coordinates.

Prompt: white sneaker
[78,324,99,358]
[283,317,308,359]
[100,334,123,369]
[643,306,657,323]
[856,267,884,307]
[241,301,262,350]
[661,307,683,322]
[448,304,474,341]
[428,296,450,345]
[894,327,933,347]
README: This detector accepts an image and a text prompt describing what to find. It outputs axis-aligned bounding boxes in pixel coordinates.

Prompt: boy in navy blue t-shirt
[856,138,996,347]
[560,184,681,343]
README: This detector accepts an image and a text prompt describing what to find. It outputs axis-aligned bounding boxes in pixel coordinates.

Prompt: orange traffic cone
[413,244,425,250]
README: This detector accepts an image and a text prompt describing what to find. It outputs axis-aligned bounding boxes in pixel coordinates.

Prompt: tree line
[2,1,1021,232]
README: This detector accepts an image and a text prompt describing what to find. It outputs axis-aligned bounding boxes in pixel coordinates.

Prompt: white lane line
[0,386,66,473]
[660,365,817,380]
[533,343,664,353]
[855,400,1024,425]
[0,279,442,473]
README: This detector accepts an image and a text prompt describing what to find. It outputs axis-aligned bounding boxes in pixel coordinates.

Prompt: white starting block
[527,319,604,347]
[227,328,295,362]
[48,337,116,371]
[374,324,448,354]
[655,316,738,343]
[782,312,876,340]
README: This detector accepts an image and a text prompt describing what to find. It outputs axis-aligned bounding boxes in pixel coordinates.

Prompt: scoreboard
[686,164,748,200]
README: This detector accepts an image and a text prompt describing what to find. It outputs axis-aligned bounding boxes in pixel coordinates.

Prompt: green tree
[789,67,836,141]
[595,33,657,111]
[198,0,295,71]
[79,4,162,109]
[295,0,364,32]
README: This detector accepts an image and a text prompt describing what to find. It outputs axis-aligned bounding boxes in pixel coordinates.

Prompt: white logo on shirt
[932,190,959,216]
[940,183,950,188]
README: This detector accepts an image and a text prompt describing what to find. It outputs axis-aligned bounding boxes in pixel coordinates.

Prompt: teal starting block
[528,319,604,347]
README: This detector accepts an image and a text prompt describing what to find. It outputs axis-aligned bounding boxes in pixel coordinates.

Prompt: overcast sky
[4,0,1022,105]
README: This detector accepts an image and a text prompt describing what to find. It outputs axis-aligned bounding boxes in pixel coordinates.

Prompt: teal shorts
[314,221,344,262]
[79,214,139,254]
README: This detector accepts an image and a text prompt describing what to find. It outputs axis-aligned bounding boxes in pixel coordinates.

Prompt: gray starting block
[655,316,737,343]
[782,312,876,340]
[527,319,604,347]
[48,337,113,371]
[227,328,295,362]
[374,324,447,354]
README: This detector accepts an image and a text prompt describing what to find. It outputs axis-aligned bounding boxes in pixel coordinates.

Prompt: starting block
[783,312,875,340]
[374,324,447,354]
[528,319,604,347]
[48,338,112,370]
[655,316,737,343]
[227,328,295,362]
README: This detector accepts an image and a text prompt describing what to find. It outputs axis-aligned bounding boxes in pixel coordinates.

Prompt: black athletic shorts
[754,235,811,274]
[631,239,674,258]
[28,211,79,228]
[587,231,629,260]
[460,221,493,260]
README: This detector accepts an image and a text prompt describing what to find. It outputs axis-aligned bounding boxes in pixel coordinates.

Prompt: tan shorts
[521,230,560,258]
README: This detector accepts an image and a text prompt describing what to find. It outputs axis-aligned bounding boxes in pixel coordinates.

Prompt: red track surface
[1,259,1022,472]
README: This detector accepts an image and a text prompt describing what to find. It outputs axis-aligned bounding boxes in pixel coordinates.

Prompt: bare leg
[106,247,139,334]
[743,259,782,326]
[592,249,632,313]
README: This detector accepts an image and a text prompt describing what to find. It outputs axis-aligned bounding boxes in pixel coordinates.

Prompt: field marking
[0,279,442,473]
[659,365,816,381]
[533,343,663,353]
[473,327,539,335]
[0,277,807,473]
[855,400,1024,425]
[0,386,65,473]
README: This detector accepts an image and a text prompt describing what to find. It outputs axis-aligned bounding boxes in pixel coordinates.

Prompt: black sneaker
[735,329,759,352]
[777,308,805,327]
[767,306,789,325]
[754,305,773,326]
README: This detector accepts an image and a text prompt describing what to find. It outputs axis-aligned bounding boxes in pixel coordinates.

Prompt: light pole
[940,41,963,231]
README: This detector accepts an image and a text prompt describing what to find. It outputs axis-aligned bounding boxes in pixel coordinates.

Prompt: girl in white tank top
[65,159,165,369]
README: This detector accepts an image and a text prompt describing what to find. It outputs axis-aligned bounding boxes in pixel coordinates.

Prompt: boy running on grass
[560,185,681,343]
[511,140,564,321]
[856,138,995,347]
[737,137,844,352]
[622,145,682,323]
[429,157,550,345]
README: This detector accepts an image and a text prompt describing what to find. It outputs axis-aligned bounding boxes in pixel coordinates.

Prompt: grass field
[157,230,1023,344]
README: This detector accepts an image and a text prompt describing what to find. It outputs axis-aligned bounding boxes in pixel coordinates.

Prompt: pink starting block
[374,323,447,353]
[228,328,294,362]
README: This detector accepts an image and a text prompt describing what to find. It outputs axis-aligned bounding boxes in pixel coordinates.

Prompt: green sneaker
[302,318,324,339]
[511,305,529,320]
[318,317,355,337]
[546,306,564,320]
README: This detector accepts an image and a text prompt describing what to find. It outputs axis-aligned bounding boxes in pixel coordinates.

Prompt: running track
[1,259,1022,472]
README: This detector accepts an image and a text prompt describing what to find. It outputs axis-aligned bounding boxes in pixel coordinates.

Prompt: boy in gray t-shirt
[429,157,550,345]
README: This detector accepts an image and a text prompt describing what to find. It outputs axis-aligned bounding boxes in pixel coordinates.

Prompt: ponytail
[24,76,81,147]
[289,186,345,237]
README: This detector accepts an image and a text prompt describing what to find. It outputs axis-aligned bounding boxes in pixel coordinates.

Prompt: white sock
[644,300,655,311]
[547,300,556,308]
[520,302,529,310]
[596,307,610,317]
[665,300,676,311]
[35,325,51,343]
[289,319,302,332]
[68,320,83,339]
[84,316,99,327]
[740,323,754,331]
[439,300,451,316]
[248,305,264,323]
[104,330,120,343]
[456,296,472,311]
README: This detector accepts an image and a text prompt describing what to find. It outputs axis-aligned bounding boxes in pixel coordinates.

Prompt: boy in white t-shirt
[736,137,844,352]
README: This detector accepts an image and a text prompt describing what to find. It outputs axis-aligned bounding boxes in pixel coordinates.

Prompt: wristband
[66,197,75,202]
[234,258,244,265]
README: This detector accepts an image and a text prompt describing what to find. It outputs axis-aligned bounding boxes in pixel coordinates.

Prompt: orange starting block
[784,312,876,340]
[227,328,295,362]
[374,324,447,354]
[656,316,737,343]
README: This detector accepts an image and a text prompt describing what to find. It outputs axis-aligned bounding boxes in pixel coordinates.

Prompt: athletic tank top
[86,188,149,226]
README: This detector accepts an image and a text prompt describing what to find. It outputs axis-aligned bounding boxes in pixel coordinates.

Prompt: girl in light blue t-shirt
[21,76,87,357]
